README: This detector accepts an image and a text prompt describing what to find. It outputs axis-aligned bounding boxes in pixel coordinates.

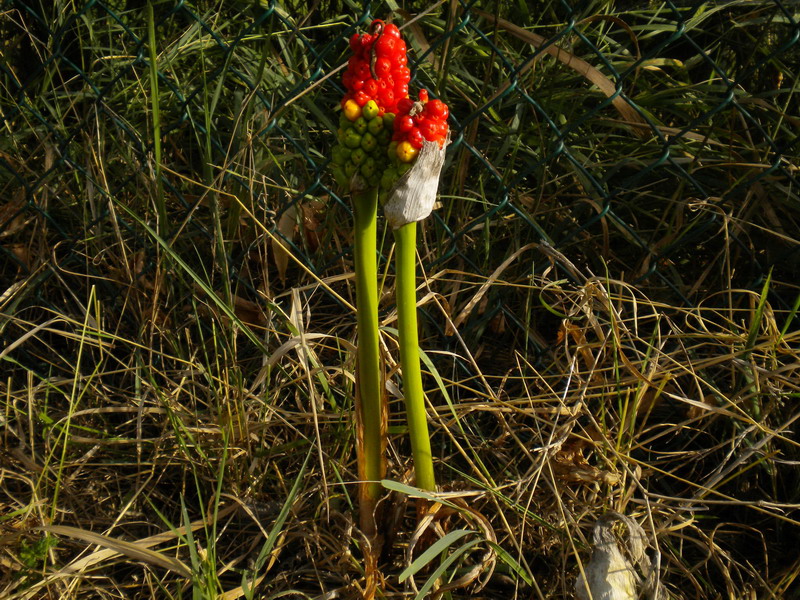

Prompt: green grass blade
[399,529,474,582]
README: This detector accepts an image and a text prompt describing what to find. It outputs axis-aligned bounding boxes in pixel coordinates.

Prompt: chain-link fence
[2,0,798,362]
[2,3,799,596]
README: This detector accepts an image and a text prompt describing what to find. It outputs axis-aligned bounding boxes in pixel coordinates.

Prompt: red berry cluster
[341,20,410,115]
[389,90,449,164]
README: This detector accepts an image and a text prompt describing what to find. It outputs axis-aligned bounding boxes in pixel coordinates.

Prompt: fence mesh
[2,2,800,596]
[1,0,798,362]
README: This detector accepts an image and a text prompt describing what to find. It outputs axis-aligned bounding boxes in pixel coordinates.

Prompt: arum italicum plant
[330,19,411,537]
[382,89,450,494]
[330,19,450,529]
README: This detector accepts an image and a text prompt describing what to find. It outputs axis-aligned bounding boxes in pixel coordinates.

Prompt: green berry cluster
[378,158,411,199]
[331,99,395,190]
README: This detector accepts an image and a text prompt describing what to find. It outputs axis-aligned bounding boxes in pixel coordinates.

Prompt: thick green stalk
[394,222,435,491]
[352,188,385,529]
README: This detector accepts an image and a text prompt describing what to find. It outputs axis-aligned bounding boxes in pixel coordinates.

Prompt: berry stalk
[393,221,436,491]
[330,19,410,537]
[352,187,385,531]
[385,90,450,492]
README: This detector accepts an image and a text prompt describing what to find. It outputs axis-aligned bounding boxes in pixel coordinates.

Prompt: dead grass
[2,1,800,599]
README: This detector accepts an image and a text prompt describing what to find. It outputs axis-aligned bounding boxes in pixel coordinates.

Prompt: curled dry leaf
[576,513,666,600]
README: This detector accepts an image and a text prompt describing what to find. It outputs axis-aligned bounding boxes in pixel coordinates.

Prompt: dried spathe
[383,139,448,229]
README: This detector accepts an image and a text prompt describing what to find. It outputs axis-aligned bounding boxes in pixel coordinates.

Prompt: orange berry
[396,141,418,163]
[343,99,361,121]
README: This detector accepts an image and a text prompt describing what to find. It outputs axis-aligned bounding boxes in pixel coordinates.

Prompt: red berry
[384,23,401,38]
[375,57,392,78]
[397,115,414,132]
[350,33,361,52]
[364,79,378,97]
[354,91,370,107]
[419,89,429,102]
[356,61,370,80]
[352,78,364,91]
[408,128,424,149]
[397,97,413,114]
[375,35,397,57]
[380,89,395,109]
[425,99,448,120]
[420,120,439,142]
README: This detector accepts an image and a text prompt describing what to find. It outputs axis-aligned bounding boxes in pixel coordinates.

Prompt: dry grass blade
[475,10,649,137]
[41,504,239,578]
[450,242,538,331]
[38,525,193,577]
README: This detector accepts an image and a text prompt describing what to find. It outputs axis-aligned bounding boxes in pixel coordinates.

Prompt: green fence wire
[1,1,799,370]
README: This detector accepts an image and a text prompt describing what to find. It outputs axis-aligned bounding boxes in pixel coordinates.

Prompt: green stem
[394,222,435,491]
[352,188,385,524]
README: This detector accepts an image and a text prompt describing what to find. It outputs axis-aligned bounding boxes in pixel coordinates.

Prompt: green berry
[362,100,380,121]
[344,130,362,149]
[332,166,348,186]
[353,117,368,135]
[332,146,347,166]
[367,116,384,136]
[345,161,358,177]
[360,157,377,178]
[380,166,398,190]
[360,132,377,153]
[398,162,412,176]
[383,113,395,129]
[351,148,366,165]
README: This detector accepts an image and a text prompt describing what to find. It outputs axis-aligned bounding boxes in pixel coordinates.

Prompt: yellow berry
[343,99,361,121]
[396,141,418,163]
